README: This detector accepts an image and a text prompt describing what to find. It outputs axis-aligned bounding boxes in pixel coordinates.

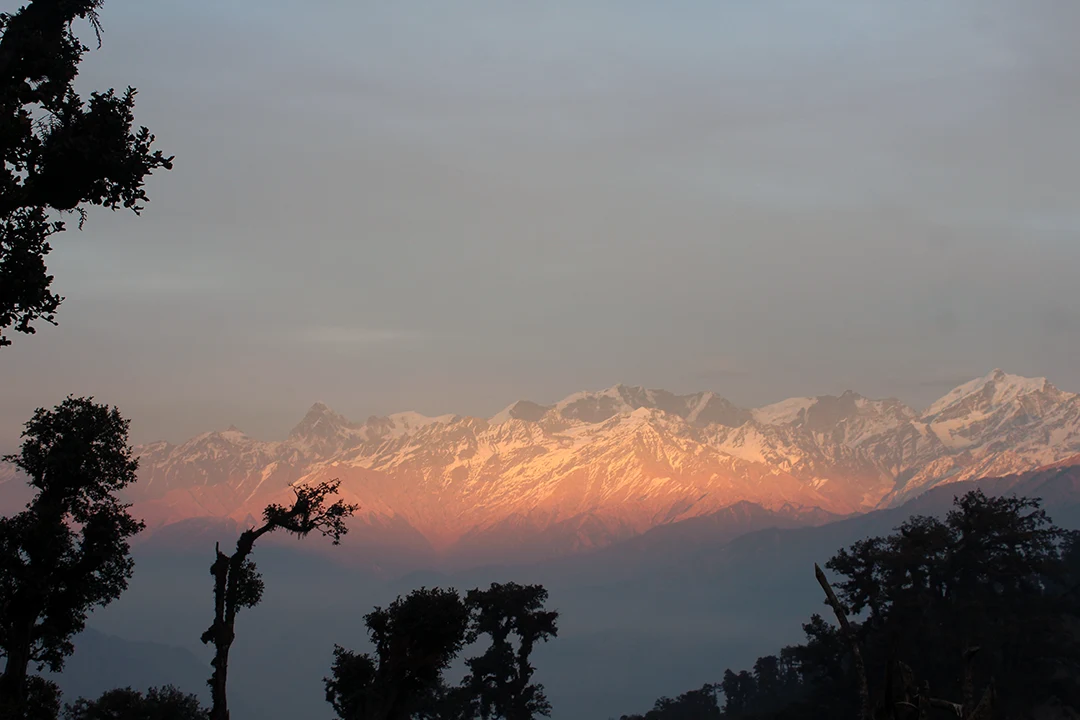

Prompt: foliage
[463,582,559,720]
[24,676,62,720]
[827,490,1072,717]
[622,489,1080,720]
[0,397,144,716]
[202,480,357,720]
[0,0,173,346]
[326,588,472,720]
[326,583,559,720]
[62,686,207,720]
[619,685,723,720]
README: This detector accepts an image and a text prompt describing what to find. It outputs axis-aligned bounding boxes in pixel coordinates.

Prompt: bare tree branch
[815,563,870,720]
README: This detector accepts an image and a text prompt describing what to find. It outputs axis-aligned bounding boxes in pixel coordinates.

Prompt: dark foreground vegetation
[620,490,1080,720]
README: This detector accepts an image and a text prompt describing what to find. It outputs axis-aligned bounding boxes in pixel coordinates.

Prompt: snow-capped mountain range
[4,370,1080,559]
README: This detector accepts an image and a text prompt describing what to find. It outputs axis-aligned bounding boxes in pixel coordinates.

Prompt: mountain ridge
[4,369,1079,564]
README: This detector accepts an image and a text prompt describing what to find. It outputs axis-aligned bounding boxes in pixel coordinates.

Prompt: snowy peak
[806,392,916,438]
[552,384,749,427]
[501,384,908,433]
[923,369,1057,420]
[288,402,461,446]
[288,402,354,440]
[286,402,371,456]
[555,384,643,423]
[490,400,553,425]
[384,411,459,437]
[750,391,915,444]
[677,391,751,428]
[752,397,815,426]
[185,427,257,451]
[90,369,1080,562]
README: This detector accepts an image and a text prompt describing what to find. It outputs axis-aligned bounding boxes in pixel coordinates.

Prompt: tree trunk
[205,527,266,720]
[815,563,870,720]
[208,641,232,720]
[206,544,232,720]
[0,607,37,716]
[1,498,61,717]
[200,485,352,720]
[961,646,981,716]
[0,635,30,715]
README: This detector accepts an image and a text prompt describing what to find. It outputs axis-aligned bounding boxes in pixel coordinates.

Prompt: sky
[2,0,1080,448]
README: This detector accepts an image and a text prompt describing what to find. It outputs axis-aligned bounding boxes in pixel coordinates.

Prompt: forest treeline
[618,490,1080,720]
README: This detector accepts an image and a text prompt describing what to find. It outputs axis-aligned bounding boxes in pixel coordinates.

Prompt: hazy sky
[2,0,1080,448]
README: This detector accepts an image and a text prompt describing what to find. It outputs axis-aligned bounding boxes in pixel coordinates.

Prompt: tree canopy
[463,582,559,720]
[621,489,1080,720]
[62,686,207,720]
[0,0,172,347]
[326,583,559,720]
[0,397,144,716]
[327,587,473,720]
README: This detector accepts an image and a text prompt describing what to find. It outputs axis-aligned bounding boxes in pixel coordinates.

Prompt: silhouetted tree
[325,587,471,720]
[414,680,475,720]
[720,670,758,716]
[655,685,722,720]
[620,490,1080,720]
[463,582,559,720]
[753,656,781,699]
[780,614,853,717]
[826,489,1072,717]
[326,583,561,720]
[0,398,144,717]
[326,645,380,720]
[62,686,207,720]
[0,0,173,347]
[618,685,721,720]
[24,676,61,720]
[202,480,356,720]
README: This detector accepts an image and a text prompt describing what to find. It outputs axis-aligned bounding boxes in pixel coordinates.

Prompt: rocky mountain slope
[4,369,1079,560]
